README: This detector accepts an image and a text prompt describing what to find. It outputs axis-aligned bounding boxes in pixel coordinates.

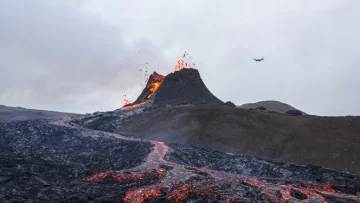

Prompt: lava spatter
[56,121,360,203]
[121,51,197,111]
[174,51,195,72]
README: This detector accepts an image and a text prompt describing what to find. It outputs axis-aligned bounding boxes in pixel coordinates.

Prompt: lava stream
[54,121,360,203]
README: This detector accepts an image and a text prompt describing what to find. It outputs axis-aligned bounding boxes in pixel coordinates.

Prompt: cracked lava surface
[54,120,360,203]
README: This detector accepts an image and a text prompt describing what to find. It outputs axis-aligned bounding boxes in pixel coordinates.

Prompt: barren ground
[116,104,360,175]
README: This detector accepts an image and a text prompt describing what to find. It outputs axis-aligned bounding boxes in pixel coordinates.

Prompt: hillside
[0,105,80,122]
[238,100,307,115]
[115,104,360,175]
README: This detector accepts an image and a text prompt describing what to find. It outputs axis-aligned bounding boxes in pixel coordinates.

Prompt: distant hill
[0,105,80,122]
[238,100,307,115]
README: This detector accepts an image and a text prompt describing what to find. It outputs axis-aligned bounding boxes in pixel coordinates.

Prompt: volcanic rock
[0,120,152,202]
[152,68,223,107]
[225,101,236,107]
[115,104,360,175]
[255,106,267,111]
[286,109,303,116]
[3,119,360,202]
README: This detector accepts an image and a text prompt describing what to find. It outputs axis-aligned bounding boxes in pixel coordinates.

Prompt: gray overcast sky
[1,0,359,116]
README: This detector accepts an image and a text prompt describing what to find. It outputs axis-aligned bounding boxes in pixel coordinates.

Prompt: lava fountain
[121,51,195,111]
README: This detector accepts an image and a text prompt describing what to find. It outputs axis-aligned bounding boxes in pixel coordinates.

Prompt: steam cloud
[0,0,170,113]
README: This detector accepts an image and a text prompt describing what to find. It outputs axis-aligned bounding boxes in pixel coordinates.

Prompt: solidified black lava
[164,143,360,195]
[152,68,224,107]
[290,189,308,200]
[0,120,152,203]
[2,119,360,202]
[72,111,121,132]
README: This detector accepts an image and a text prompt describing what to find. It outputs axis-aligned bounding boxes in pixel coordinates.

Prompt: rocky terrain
[0,119,152,202]
[2,68,360,202]
[115,104,360,175]
[72,68,360,176]
[0,105,80,122]
[1,119,360,202]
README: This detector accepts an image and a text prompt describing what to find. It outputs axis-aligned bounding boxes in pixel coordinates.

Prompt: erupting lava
[123,95,131,105]
[121,52,195,111]
[120,73,165,111]
[142,74,164,101]
[174,51,195,72]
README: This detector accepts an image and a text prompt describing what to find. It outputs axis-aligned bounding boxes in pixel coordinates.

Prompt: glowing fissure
[55,121,360,203]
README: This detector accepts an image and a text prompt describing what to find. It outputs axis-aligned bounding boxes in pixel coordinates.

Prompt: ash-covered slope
[238,100,307,115]
[116,104,360,175]
[0,104,80,122]
[152,68,224,106]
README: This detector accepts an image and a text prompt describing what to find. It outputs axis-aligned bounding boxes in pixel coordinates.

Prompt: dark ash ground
[0,120,152,203]
[1,118,359,202]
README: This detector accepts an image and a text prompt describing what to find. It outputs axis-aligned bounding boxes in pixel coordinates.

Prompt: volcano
[2,65,360,202]
[121,68,223,110]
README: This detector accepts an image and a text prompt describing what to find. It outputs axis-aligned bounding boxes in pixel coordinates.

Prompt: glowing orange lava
[167,185,192,202]
[82,137,360,203]
[120,74,165,110]
[121,52,195,110]
[143,74,164,100]
[124,186,163,203]
[120,102,144,111]
[174,51,195,72]
[86,172,109,181]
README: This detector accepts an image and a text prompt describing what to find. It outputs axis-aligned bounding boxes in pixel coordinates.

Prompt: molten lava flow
[73,121,360,203]
[86,172,109,181]
[167,185,192,202]
[124,186,163,203]
[143,74,164,100]
[120,73,165,111]
[120,102,144,111]
[51,121,360,203]
[81,133,360,203]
